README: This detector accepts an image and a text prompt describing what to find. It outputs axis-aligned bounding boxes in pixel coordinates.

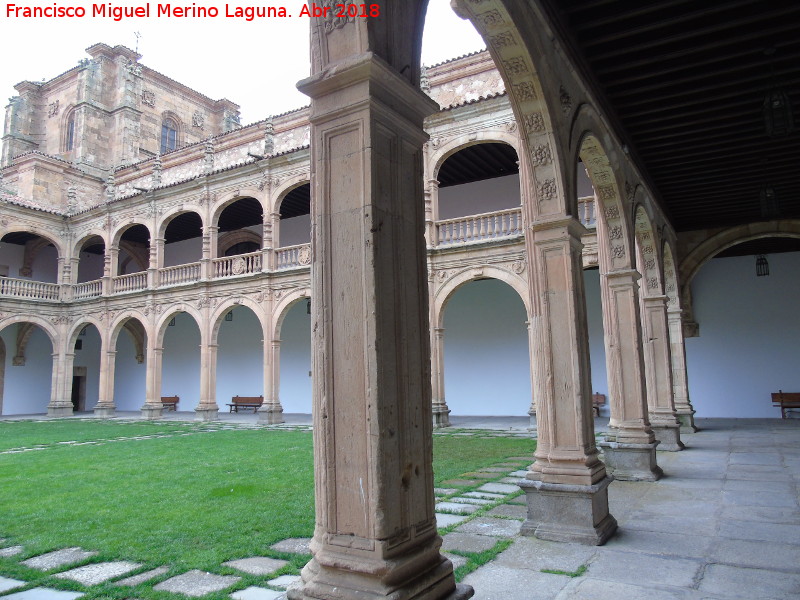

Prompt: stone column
[141,345,163,420]
[102,245,117,295]
[94,349,117,418]
[426,179,440,247]
[431,327,450,427]
[595,269,662,481]
[292,54,470,600]
[148,237,164,289]
[259,338,284,424]
[667,307,697,432]
[518,218,616,545]
[47,350,74,417]
[196,340,219,421]
[525,320,537,432]
[201,225,218,280]
[641,295,684,450]
[262,214,278,272]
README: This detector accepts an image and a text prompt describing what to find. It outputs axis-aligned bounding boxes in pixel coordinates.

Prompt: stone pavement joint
[0,576,25,593]
[231,586,286,600]
[267,574,302,589]
[115,565,170,586]
[269,538,311,555]
[2,588,84,599]
[222,557,289,576]
[153,569,240,597]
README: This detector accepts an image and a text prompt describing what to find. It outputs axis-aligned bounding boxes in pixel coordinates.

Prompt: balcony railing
[74,279,102,300]
[113,272,147,293]
[276,243,312,270]
[213,251,262,279]
[160,262,201,287]
[578,195,597,229]
[436,207,523,246]
[0,277,60,300]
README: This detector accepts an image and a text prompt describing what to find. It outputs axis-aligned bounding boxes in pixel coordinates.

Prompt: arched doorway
[0,321,55,415]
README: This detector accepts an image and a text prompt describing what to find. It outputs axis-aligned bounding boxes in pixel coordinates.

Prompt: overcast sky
[0,0,485,124]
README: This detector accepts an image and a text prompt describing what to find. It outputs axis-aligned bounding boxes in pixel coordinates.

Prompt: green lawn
[0,420,535,599]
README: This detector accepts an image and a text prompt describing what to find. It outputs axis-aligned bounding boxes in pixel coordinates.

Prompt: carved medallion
[298,246,311,266]
[231,256,246,275]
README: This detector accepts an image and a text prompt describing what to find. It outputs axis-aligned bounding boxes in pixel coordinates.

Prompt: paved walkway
[0,417,797,599]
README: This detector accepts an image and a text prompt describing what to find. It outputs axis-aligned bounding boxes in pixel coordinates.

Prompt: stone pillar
[141,345,163,419]
[431,327,450,427]
[201,225,218,280]
[518,218,616,545]
[641,295,684,451]
[259,338,284,424]
[102,245,117,295]
[196,341,219,421]
[262,214,278,272]
[291,54,470,600]
[595,269,662,481]
[525,320,537,432]
[426,179,440,247]
[47,351,74,417]
[94,349,117,418]
[148,237,164,289]
[667,307,697,432]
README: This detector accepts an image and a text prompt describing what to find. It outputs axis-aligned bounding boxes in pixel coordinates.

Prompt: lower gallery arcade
[1,3,799,599]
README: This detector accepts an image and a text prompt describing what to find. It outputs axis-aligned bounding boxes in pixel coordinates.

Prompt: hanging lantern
[756,254,769,277]
[763,88,795,137]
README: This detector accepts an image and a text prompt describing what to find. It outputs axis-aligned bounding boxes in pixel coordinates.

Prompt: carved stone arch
[109,312,150,362]
[118,240,149,271]
[217,230,262,257]
[0,315,58,352]
[13,322,36,366]
[433,265,530,330]
[272,176,311,216]
[66,317,105,352]
[154,305,204,348]
[211,189,267,227]
[157,206,205,240]
[20,236,57,278]
[272,288,311,341]
[662,240,680,309]
[209,297,268,346]
[111,220,153,247]
[678,219,800,318]
[61,103,77,152]
[575,129,633,272]
[633,203,663,295]
[73,230,108,259]
[430,134,521,182]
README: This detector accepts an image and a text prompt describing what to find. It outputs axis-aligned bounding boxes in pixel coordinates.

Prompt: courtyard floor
[0,416,797,599]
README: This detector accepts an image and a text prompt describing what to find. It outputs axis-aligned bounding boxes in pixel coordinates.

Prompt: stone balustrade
[276,243,312,270]
[159,262,201,287]
[579,195,597,229]
[0,277,60,300]
[74,279,103,300]
[113,272,148,294]
[213,251,262,278]
[436,207,523,246]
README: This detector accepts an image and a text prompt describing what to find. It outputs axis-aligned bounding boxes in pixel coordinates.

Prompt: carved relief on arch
[634,205,662,296]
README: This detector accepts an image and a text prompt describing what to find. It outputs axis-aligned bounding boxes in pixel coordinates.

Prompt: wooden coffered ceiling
[542,0,800,238]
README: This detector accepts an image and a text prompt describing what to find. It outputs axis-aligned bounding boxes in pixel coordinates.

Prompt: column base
[47,405,74,417]
[518,476,617,545]
[287,552,473,600]
[432,407,451,428]
[528,411,537,433]
[195,407,219,422]
[258,406,284,425]
[676,410,698,433]
[140,405,163,420]
[652,423,685,451]
[598,440,662,481]
[93,406,116,418]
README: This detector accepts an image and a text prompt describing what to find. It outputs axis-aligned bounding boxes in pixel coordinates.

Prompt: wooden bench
[227,395,264,413]
[772,391,800,419]
[592,393,606,417]
[160,396,179,411]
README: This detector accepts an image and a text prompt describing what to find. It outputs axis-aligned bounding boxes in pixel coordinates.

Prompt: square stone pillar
[292,53,471,600]
[47,350,74,417]
[258,339,284,424]
[196,340,219,422]
[431,327,450,428]
[667,307,697,432]
[520,218,616,545]
[94,349,117,418]
[641,295,684,451]
[141,345,163,420]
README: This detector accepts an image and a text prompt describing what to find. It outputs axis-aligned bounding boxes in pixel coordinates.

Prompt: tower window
[161,118,178,153]
[65,113,75,151]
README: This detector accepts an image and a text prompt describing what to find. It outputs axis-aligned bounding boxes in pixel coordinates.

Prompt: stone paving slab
[718,518,800,544]
[441,479,480,487]
[493,537,596,573]
[485,504,527,520]
[20,547,98,571]
[153,569,240,597]
[477,482,519,494]
[508,470,528,477]
[55,560,142,585]
[0,545,23,557]
[222,557,288,576]
[558,578,692,600]
[722,489,798,508]
[478,467,515,473]
[462,563,571,600]
[712,538,800,570]
[434,488,458,496]
[449,496,495,506]
[456,517,521,538]
[497,477,523,484]
[462,491,506,500]
[434,502,480,515]
[442,553,468,570]
[506,495,527,505]
[435,513,470,528]
[621,512,718,537]
[698,563,800,599]
[270,538,311,555]
[231,586,286,600]
[2,589,84,600]
[115,565,170,586]
[586,549,702,588]
[602,528,715,560]
[441,532,499,553]
[267,575,301,588]
[0,576,25,593]
[462,472,501,479]
[721,504,800,525]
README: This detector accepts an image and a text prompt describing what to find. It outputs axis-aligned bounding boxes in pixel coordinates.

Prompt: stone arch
[111,220,153,248]
[160,110,183,152]
[273,288,311,341]
[433,265,529,329]
[157,207,205,240]
[209,297,268,346]
[574,127,634,272]
[66,316,106,351]
[0,315,58,348]
[109,312,150,353]
[0,229,64,279]
[634,204,663,296]
[430,134,521,182]
[154,304,204,348]
[271,176,311,216]
[662,241,681,310]
[61,104,77,152]
[211,189,267,227]
[72,230,108,259]
[217,230,262,256]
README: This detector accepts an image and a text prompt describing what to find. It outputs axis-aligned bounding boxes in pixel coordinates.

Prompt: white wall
[217,306,263,404]
[583,269,609,410]
[443,278,530,416]
[438,174,520,220]
[1,323,52,414]
[0,241,59,283]
[686,251,800,418]
[279,300,312,413]
[113,327,146,410]
[279,215,311,247]
[164,236,202,267]
[161,313,201,409]
[77,252,104,282]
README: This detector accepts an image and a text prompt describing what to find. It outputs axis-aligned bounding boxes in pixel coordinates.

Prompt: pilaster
[291,52,469,600]
[259,338,284,424]
[142,345,163,420]
[196,341,219,421]
[94,349,117,417]
[47,350,74,417]
[431,327,450,427]
[667,307,697,432]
